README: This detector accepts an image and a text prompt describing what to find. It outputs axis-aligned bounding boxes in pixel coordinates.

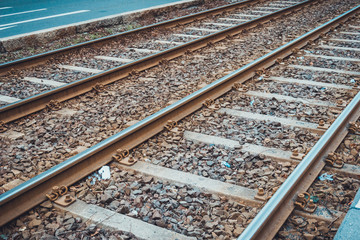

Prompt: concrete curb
[0,0,204,52]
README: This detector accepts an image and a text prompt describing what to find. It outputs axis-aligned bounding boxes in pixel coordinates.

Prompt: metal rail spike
[349,122,360,134]
[112,149,137,166]
[325,152,344,168]
[47,100,62,111]
[93,83,105,93]
[295,192,317,213]
[0,121,7,133]
[165,120,178,131]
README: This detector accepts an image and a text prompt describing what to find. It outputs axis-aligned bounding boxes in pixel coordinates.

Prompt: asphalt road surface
[0,0,184,38]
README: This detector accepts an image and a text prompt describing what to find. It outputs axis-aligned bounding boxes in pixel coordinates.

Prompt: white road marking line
[0,25,16,30]
[289,64,360,76]
[0,7,12,10]
[0,8,47,18]
[329,38,360,44]
[0,94,21,103]
[304,54,360,62]
[268,76,353,90]
[59,65,102,74]
[186,27,218,32]
[24,77,65,87]
[319,45,360,52]
[0,10,90,28]
[94,56,133,63]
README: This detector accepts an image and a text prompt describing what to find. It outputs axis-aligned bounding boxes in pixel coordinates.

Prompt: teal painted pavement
[0,0,185,38]
[334,188,360,240]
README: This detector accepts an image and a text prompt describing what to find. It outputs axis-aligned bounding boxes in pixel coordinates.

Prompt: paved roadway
[0,0,184,38]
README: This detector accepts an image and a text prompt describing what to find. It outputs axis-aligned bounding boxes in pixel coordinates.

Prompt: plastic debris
[250,100,255,106]
[98,166,111,180]
[222,161,231,168]
[258,76,264,81]
[0,234,8,239]
[350,79,356,83]
[310,195,319,203]
[88,165,111,184]
[320,87,326,90]
[319,173,333,181]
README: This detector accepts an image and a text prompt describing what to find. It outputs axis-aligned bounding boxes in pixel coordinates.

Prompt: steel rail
[238,94,360,240]
[238,6,360,240]
[0,0,315,124]
[0,0,262,73]
[0,0,346,227]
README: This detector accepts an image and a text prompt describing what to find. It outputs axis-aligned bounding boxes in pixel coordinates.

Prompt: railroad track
[0,0,354,193]
[0,0,359,239]
[1,1,360,239]
[0,0,317,124]
[1,0,344,194]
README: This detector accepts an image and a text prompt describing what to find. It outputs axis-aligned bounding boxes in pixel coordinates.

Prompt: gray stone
[155,220,167,228]
[28,219,42,228]
[109,200,121,210]
[234,227,245,236]
[119,205,129,214]
[132,190,142,195]
[40,201,53,209]
[64,218,75,226]
[206,161,215,166]
[185,196,193,203]
[205,221,216,229]
[152,210,162,220]
[87,223,97,232]
[100,192,113,204]
[40,234,57,240]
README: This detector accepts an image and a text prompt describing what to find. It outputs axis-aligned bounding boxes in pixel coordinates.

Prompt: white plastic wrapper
[98,166,111,180]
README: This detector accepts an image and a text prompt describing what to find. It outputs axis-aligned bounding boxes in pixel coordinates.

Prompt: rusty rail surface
[238,5,360,240]
[1,0,354,228]
[0,0,315,124]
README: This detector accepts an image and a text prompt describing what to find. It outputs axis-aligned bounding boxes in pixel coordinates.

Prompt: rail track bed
[1,0,360,239]
[0,0,306,104]
[0,0,357,186]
